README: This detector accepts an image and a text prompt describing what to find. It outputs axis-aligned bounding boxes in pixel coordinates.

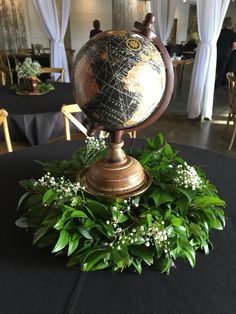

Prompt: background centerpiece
[13,57,54,95]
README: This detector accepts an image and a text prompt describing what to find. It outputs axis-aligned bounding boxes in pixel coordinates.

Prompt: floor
[1,63,236,159]
[139,63,236,159]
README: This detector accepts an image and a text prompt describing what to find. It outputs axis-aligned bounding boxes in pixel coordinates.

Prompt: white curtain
[33,0,71,82]
[187,0,230,120]
[150,0,177,44]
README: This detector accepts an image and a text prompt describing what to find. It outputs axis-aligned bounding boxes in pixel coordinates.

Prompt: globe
[72,30,166,130]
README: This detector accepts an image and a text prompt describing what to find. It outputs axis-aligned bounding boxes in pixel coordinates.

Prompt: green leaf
[70,210,88,219]
[163,143,174,157]
[171,217,182,227]
[42,189,57,204]
[54,210,74,230]
[210,219,224,230]
[17,192,32,210]
[157,257,171,273]
[193,196,225,208]
[189,223,202,237]
[78,226,93,240]
[178,239,196,268]
[130,246,153,266]
[177,187,196,202]
[52,230,69,253]
[33,225,51,244]
[68,233,80,256]
[146,213,152,227]
[184,248,196,268]
[132,258,142,274]
[174,225,187,235]
[111,248,131,268]
[86,199,110,218]
[147,133,164,150]
[149,187,175,207]
[82,250,108,271]
[15,216,29,228]
[178,196,189,216]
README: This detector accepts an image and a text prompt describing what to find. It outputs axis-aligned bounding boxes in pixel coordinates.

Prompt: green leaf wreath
[16,134,226,274]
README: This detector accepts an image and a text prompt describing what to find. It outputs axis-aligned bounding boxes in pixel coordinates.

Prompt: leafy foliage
[15,57,42,78]
[10,82,55,94]
[16,134,226,274]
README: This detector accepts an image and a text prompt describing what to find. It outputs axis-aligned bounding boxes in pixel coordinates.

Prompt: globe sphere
[72,30,166,130]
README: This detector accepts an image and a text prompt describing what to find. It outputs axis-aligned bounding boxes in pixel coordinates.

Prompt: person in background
[89,19,103,39]
[184,32,199,51]
[226,24,236,75]
[215,17,236,89]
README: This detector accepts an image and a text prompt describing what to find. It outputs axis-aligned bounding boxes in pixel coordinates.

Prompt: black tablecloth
[0,83,77,145]
[0,140,236,314]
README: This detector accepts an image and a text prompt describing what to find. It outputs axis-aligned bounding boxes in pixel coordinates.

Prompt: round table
[0,139,235,314]
[0,83,76,145]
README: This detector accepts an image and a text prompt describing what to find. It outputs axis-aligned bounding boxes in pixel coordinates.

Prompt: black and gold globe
[72,14,174,198]
[72,30,166,131]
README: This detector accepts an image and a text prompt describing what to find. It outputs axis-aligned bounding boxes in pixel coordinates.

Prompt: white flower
[35,173,84,200]
[85,136,106,152]
[173,163,203,190]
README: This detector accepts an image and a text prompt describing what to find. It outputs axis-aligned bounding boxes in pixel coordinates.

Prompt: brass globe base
[78,141,152,199]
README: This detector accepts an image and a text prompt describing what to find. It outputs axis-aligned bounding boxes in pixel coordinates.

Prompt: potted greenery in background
[33,43,44,55]
[13,57,54,95]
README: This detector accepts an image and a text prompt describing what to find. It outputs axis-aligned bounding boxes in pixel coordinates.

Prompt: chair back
[226,72,236,109]
[0,109,13,152]
[40,67,65,82]
[225,72,236,150]
[0,71,6,85]
[61,104,136,140]
[61,104,88,140]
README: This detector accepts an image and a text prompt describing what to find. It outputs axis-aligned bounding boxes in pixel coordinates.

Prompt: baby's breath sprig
[84,136,107,160]
[173,162,203,190]
[34,172,84,204]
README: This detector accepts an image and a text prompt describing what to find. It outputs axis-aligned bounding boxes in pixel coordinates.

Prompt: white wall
[226,2,236,23]
[175,1,190,44]
[70,0,112,55]
[24,0,112,57]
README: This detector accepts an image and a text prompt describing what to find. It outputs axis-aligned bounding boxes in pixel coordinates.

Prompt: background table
[0,139,235,314]
[0,83,76,145]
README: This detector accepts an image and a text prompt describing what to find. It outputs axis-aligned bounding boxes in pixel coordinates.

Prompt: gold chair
[40,67,65,82]
[61,104,88,140]
[224,72,236,151]
[0,71,6,85]
[17,48,32,55]
[0,109,13,153]
[61,104,136,140]
[0,52,17,84]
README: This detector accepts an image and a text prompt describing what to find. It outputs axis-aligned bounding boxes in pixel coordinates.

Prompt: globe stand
[80,132,152,198]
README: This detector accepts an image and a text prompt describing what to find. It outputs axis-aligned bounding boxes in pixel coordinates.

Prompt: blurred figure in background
[184,32,199,51]
[226,24,236,75]
[215,17,236,89]
[89,19,103,38]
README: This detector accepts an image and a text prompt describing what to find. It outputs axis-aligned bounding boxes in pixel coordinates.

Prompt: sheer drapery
[33,0,71,82]
[150,0,177,44]
[187,0,230,119]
